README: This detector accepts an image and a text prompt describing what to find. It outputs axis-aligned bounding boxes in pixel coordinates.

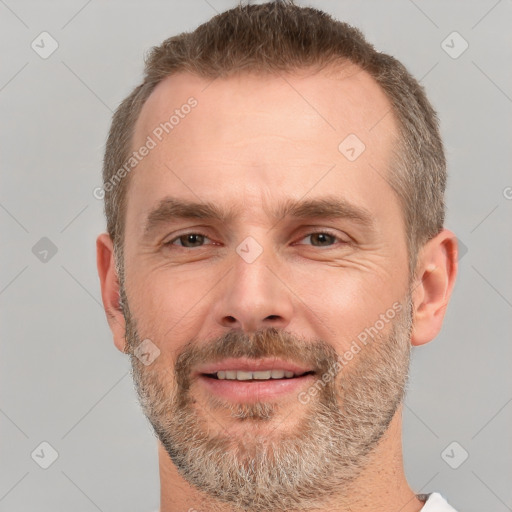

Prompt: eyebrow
[142,195,374,240]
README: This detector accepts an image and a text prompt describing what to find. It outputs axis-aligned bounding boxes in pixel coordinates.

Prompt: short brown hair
[102,0,446,281]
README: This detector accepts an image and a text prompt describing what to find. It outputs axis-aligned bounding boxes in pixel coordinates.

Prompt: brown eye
[308,233,337,247]
[296,230,346,248]
[166,233,210,248]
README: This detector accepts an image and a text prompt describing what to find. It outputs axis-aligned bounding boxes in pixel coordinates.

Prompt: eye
[164,230,349,250]
[165,232,212,248]
[295,230,347,248]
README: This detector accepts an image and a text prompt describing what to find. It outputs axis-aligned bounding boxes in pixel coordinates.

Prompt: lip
[193,357,314,376]
[193,357,316,403]
[197,372,316,402]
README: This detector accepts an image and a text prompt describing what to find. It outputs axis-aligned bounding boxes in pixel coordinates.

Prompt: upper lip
[194,357,314,376]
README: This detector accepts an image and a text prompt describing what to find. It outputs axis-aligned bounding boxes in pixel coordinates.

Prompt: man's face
[120,65,412,510]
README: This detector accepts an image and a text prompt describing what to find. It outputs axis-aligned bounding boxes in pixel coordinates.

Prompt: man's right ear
[96,233,127,353]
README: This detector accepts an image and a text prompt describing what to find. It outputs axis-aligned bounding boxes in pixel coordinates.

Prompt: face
[120,65,413,510]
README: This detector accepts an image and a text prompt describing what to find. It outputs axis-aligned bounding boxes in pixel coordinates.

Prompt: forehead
[127,64,399,233]
[135,63,395,151]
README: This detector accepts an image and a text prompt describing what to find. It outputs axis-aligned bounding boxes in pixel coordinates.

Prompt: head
[97,2,457,510]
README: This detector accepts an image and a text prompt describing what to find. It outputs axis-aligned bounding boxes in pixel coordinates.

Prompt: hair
[102,0,446,283]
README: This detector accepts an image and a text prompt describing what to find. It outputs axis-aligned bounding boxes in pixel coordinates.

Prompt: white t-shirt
[150,491,458,511]
[419,492,458,511]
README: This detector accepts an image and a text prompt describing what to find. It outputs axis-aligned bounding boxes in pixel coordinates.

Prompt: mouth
[194,358,317,402]
[203,369,316,380]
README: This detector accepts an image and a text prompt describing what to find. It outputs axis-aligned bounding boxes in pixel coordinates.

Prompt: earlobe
[410,229,458,347]
[96,233,127,353]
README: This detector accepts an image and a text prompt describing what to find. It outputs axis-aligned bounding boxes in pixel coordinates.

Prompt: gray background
[1,1,511,511]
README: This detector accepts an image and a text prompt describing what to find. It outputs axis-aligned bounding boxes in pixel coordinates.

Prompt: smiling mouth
[203,370,316,381]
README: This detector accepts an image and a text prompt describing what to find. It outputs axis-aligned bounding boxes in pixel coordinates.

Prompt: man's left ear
[410,228,458,347]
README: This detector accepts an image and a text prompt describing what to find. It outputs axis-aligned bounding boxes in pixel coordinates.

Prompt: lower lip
[197,373,316,402]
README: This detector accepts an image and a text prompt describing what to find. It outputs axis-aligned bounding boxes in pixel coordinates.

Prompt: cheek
[127,267,213,342]
[291,266,399,344]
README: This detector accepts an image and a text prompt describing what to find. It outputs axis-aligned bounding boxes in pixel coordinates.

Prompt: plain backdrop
[1,1,511,511]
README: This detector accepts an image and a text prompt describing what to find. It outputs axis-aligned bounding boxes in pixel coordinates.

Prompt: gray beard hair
[123,293,413,512]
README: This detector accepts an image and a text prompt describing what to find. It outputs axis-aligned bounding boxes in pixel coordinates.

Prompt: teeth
[253,371,272,379]
[215,370,303,380]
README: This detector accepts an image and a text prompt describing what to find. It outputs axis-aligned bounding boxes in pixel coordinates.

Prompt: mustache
[174,327,339,385]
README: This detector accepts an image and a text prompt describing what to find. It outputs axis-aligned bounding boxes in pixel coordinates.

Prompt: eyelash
[164,229,349,249]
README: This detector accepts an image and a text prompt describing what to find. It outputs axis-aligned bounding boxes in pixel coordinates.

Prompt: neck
[158,404,425,512]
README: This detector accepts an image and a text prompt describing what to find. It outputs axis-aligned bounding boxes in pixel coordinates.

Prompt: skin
[97,63,458,511]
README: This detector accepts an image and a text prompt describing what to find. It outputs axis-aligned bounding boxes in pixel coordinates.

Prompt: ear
[96,232,127,353]
[410,229,458,347]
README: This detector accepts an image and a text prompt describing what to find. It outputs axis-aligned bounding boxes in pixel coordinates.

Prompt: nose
[213,246,294,334]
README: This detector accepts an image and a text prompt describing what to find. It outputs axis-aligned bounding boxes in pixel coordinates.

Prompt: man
[96,1,459,511]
